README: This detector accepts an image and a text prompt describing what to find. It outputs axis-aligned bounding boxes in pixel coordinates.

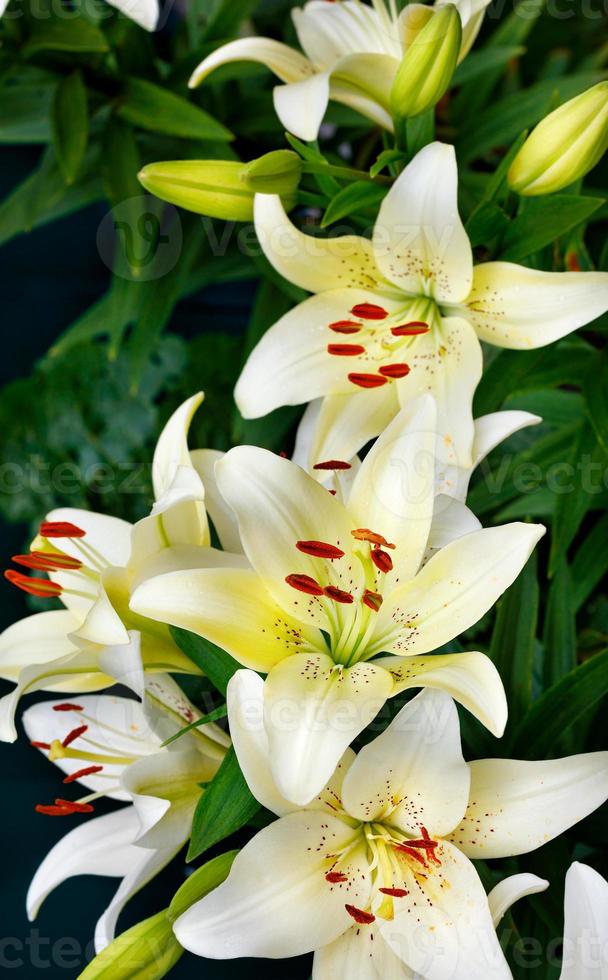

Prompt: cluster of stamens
[33,704,105,818]
[326,303,430,389]
[285,527,395,614]
[325,824,441,926]
[4,520,98,600]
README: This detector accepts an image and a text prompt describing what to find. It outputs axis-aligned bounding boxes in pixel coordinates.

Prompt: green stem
[301,161,393,186]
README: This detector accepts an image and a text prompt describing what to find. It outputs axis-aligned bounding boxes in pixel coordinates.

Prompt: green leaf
[511,649,608,758]
[466,202,510,249]
[169,851,238,919]
[187,747,260,861]
[52,71,88,184]
[202,0,260,40]
[585,353,608,452]
[0,81,54,143]
[170,626,240,696]
[161,703,228,747]
[370,148,405,178]
[489,552,539,724]
[571,512,608,612]
[452,46,526,86]
[458,73,604,163]
[542,556,576,688]
[23,17,109,55]
[118,78,233,142]
[500,195,605,262]
[321,181,385,227]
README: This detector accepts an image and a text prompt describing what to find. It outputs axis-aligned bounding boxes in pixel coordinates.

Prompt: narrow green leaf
[170,626,240,696]
[52,71,88,184]
[500,195,604,262]
[0,81,54,143]
[452,46,526,86]
[187,748,260,861]
[118,78,233,141]
[370,148,405,178]
[585,353,608,452]
[23,17,109,55]
[511,649,608,758]
[161,704,228,747]
[543,556,577,688]
[489,552,539,724]
[571,512,608,612]
[321,181,385,228]
[466,202,510,249]
[202,0,260,40]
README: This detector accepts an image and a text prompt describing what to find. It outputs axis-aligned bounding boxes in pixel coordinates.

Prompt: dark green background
[0,145,310,978]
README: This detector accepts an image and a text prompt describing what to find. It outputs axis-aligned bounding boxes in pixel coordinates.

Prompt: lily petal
[274,72,331,141]
[487,873,548,928]
[370,522,545,658]
[190,448,242,553]
[448,754,608,859]
[465,262,608,349]
[264,652,394,806]
[313,923,415,979]
[44,507,133,569]
[348,396,437,583]
[380,839,511,980]
[561,862,608,980]
[130,566,323,672]
[0,610,81,684]
[342,690,470,835]
[174,809,371,959]
[189,37,313,88]
[373,651,507,738]
[106,0,158,30]
[152,393,203,500]
[373,142,473,304]
[426,496,481,553]
[293,1,401,63]
[215,446,364,627]
[253,193,383,294]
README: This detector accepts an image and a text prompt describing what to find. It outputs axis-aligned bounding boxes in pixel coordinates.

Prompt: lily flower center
[285,526,397,666]
[325,297,439,390]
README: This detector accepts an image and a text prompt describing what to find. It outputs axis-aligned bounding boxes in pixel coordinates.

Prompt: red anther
[31,741,51,750]
[63,766,104,784]
[352,529,395,549]
[326,872,349,883]
[285,574,324,597]
[328,321,362,334]
[345,904,376,924]
[327,344,366,357]
[362,589,383,612]
[53,703,84,712]
[12,552,83,572]
[371,548,393,573]
[328,490,337,495]
[348,373,388,389]
[350,303,388,321]
[296,540,345,560]
[324,585,354,604]
[4,570,62,598]
[379,363,411,379]
[313,460,352,471]
[54,799,94,813]
[35,804,73,816]
[62,724,88,748]
[394,843,428,866]
[39,521,86,539]
[390,322,430,336]
[379,887,408,897]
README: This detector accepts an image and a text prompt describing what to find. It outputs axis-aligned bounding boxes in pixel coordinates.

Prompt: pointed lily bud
[508,82,608,196]
[390,4,462,121]
[78,911,183,979]
[242,150,303,196]
[138,156,300,221]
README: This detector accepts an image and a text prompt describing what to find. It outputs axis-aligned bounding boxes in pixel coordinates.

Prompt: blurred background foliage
[0,0,607,976]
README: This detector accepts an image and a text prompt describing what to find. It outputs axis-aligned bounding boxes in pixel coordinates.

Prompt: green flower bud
[242,149,303,195]
[78,911,183,980]
[508,82,608,196]
[390,4,462,121]
[138,154,300,221]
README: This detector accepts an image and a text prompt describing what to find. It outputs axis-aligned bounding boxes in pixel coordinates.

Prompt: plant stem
[301,161,393,186]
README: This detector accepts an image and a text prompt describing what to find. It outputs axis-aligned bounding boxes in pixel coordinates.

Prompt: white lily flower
[0,0,158,30]
[131,398,544,805]
[236,142,608,469]
[559,862,608,978]
[189,0,490,140]
[0,394,243,741]
[174,682,607,978]
[23,675,229,951]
